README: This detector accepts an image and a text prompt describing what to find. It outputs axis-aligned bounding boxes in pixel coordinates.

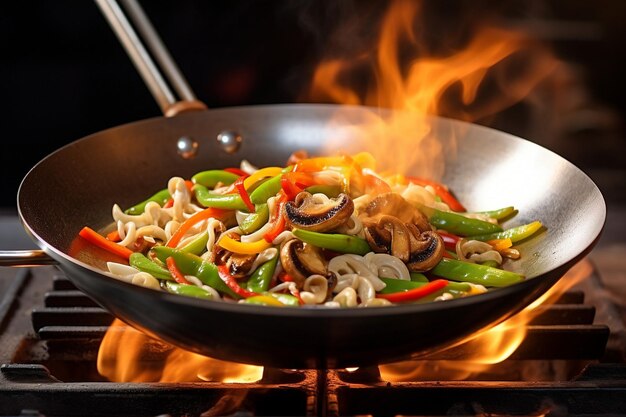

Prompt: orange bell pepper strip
[79,226,133,260]
[166,207,226,248]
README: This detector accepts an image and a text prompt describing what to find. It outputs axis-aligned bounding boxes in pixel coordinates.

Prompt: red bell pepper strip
[223,167,248,177]
[438,231,461,251]
[280,175,304,201]
[217,265,259,298]
[167,207,226,248]
[166,256,191,285]
[163,198,174,208]
[407,177,466,212]
[377,279,448,303]
[263,192,289,243]
[234,176,255,213]
[79,226,133,260]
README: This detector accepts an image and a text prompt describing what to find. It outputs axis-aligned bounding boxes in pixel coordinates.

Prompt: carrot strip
[79,226,133,260]
[166,207,226,248]
[106,230,121,242]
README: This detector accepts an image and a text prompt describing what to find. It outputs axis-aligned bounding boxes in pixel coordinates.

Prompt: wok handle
[0,250,57,267]
[95,0,207,117]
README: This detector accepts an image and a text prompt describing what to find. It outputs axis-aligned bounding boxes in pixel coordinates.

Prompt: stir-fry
[78,151,543,307]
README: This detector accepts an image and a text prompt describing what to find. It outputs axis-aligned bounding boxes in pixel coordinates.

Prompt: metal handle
[95,0,207,116]
[0,250,57,267]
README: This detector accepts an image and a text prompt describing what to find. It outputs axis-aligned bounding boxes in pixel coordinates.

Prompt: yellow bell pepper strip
[151,246,237,298]
[419,205,503,237]
[78,226,133,260]
[379,276,470,294]
[191,170,240,188]
[239,204,270,234]
[166,257,191,284]
[219,234,273,255]
[193,185,248,211]
[406,176,466,212]
[166,207,226,248]
[129,253,172,280]
[431,258,524,287]
[377,279,449,303]
[471,221,544,243]
[234,176,255,213]
[165,281,213,300]
[487,238,513,252]
[244,295,285,307]
[245,256,279,293]
[124,188,171,215]
[291,229,371,255]
[217,265,259,298]
[243,167,284,190]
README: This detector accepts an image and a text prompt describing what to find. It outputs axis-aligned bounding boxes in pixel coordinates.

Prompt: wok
[1,1,605,369]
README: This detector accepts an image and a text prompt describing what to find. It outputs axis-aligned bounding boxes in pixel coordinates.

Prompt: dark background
[2,0,625,209]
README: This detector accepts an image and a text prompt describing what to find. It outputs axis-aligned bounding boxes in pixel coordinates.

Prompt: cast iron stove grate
[0,265,625,417]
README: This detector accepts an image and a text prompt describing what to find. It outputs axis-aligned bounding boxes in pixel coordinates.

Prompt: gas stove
[1,215,625,416]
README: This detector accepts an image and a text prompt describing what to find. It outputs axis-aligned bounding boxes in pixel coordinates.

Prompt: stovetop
[1,211,626,416]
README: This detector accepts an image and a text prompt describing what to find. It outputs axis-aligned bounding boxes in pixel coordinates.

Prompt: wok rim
[17,103,606,320]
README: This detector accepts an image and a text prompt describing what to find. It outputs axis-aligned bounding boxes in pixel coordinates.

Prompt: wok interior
[15,104,606,367]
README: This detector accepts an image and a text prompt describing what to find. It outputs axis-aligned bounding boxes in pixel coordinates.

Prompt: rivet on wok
[217,130,242,154]
[177,136,198,159]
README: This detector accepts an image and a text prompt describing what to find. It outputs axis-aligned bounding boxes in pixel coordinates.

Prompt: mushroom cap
[280,239,328,287]
[284,192,354,233]
[359,192,431,232]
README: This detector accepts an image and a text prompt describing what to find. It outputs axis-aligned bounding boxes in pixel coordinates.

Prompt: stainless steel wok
[0,0,605,369]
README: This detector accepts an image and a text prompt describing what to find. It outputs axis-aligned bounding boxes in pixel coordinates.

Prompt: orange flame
[307,0,560,177]
[379,259,592,381]
[97,319,262,383]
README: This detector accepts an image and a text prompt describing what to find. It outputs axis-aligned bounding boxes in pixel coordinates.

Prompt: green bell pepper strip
[249,174,283,204]
[191,170,240,188]
[239,204,270,234]
[379,276,471,294]
[245,256,278,293]
[470,221,543,243]
[193,184,248,211]
[266,292,300,306]
[291,229,371,255]
[476,206,518,221]
[410,272,429,282]
[129,253,173,280]
[305,185,342,198]
[431,258,524,287]
[151,246,238,298]
[124,189,171,215]
[419,205,503,236]
[178,232,209,255]
[165,281,213,300]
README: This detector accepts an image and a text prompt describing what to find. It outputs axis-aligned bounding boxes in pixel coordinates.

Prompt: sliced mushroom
[405,225,444,272]
[226,253,258,278]
[363,214,411,262]
[359,192,431,232]
[279,239,328,287]
[284,192,354,233]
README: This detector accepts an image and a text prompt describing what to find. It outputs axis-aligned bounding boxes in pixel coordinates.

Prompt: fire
[306,0,560,177]
[379,259,593,381]
[97,319,262,383]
